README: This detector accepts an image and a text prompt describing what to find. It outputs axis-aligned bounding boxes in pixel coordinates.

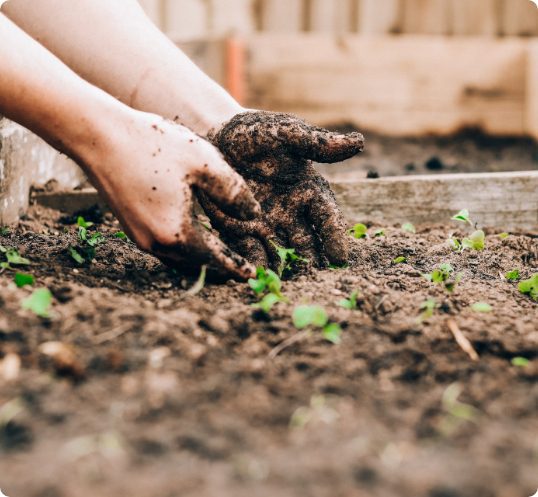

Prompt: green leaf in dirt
[444,273,463,294]
[0,245,31,267]
[424,263,454,283]
[187,265,207,296]
[271,242,308,277]
[393,256,407,264]
[505,269,520,281]
[114,231,130,241]
[462,230,485,251]
[518,273,538,302]
[349,223,368,239]
[471,302,492,313]
[0,227,10,236]
[448,237,462,252]
[511,357,530,367]
[248,267,282,297]
[338,290,359,310]
[69,246,86,265]
[77,216,94,229]
[419,298,437,322]
[374,229,385,238]
[252,293,283,314]
[322,323,342,344]
[498,232,510,240]
[14,273,35,288]
[292,305,329,329]
[451,209,472,226]
[401,222,416,234]
[22,288,52,318]
[86,232,105,247]
[328,263,349,271]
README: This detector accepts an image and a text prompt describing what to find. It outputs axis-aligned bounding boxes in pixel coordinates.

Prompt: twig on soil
[446,319,479,362]
[268,330,310,360]
[94,324,132,345]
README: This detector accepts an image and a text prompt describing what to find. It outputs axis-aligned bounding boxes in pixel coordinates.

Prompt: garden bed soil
[0,205,537,497]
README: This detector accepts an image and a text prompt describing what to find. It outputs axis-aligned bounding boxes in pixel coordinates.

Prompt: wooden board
[259,0,305,32]
[163,0,208,39]
[500,0,538,36]
[332,172,538,230]
[33,171,538,231]
[449,0,500,36]
[356,0,402,34]
[307,0,353,33]
[246,35,528,136]
[401,0,451,35]
[528,40,538,140]
[207,0,256,35]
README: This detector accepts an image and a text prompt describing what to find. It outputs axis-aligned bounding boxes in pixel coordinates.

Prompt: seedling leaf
[462,230,485,251]
[69,247,85,265]
[511,357,530,367]
[401,222,416,234]
[322,323,342,344]
[248,267,282,297]
[14,273,35,288]
[22,288,52,318]
[77,216,93,229]
[419,298,437,322]
[471,302,492,313]
[252,293,282,314]
[338,290,359,310]
[518,274,538,301]
[451,209,472,225]
[293,305,328,329]
[374,229,385,237]
[393,256,407,264]
[349,223,368,239]
[498,232,509,240]
[114,231,130,241]
[271,242,308,276]
[505,270,520,281]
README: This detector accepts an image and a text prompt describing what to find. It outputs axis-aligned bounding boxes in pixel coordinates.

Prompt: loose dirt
[0,205,536,497]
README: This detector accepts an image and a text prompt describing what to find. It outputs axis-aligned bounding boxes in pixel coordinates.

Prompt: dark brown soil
[0,206,537,497]
[317,129,538,180]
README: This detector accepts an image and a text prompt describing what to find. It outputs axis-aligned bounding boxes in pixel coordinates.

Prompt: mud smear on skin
[0,205,536,497]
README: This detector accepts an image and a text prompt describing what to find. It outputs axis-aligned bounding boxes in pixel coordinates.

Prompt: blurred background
[138,0,538,38]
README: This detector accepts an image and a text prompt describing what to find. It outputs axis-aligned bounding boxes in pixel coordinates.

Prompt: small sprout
[374,229,385,237]
[498,232,509,240]
[271,242,308,277]
[114,231,130,241]
[423,263,454,283]
[440,383,480,435]
[444,273,463,293]
[448,237,462,252]
[0,245,31,269]
[252,293,283,314]
[451,209,472,226]
[0,227,10,236]
[392,256,407,264]
[505,269,520,281]
[22,288,52,318]
[338,290,359,310]
[248,267,282,297]
[186,265,207,296]
[322,323,342,345]
[518,274,538,302]
[511,357,530,367]
[77,216,94,229]
[328,263,349,271]
[419,298,438,322]
[401,222,416,234]
[292,305,341,344]
[462,230,485,251]
[14,273,35,288]
[69,247,85,265]
[471,302,492,313]
[349,223,368,239]
[293,305,328,329]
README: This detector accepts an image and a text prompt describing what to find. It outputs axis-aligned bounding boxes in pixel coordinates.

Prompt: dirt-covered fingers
[191,154,260,220]
[284,221,321,266]
[307,184,350,266]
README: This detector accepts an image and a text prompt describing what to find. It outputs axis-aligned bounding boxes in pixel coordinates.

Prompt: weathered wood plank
[260,0,304,32]
[401,0,450,35]
[163,0,208,38]
[500,0,538,36]
[246,35,528,136]
[356,0,402,34]
[332,172,538,230]
[307,0,353,33]
[207,0,256,35]
[527,40,538,140]
[449,0,499,36]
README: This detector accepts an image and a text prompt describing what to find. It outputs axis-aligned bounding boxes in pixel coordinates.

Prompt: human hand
[83,111,260,280]
[200,111,364,268]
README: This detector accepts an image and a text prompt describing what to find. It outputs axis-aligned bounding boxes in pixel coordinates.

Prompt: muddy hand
[201,111,364,268]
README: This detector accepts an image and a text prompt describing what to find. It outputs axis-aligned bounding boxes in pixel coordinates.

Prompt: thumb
[288,124,365,163]
[193,153,261,221]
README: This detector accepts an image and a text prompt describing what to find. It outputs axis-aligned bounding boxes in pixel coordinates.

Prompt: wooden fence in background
[139,0,538,38]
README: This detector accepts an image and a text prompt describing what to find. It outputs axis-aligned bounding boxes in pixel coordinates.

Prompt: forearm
[2,0,243,135]
[0,13,130,168]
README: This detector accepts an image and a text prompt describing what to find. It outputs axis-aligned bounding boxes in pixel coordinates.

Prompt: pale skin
[1,1,364,278]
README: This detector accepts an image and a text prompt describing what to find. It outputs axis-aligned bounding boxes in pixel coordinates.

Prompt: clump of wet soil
[0,206,536,497]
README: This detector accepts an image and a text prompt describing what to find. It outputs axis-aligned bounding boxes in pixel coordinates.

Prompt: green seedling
[0,227,10,236]
[70,216,105,264]
[271,242,308,277]
[292,305,342,344]
[14,273,35,288]
[349,223,368,239]
[498,232,510,240]
[252,293,283,314]
[423,263,462,293]
[0,245,31,270]
[462,230,485,251]
[418,298,438,322]
[249,267,287,314]
[401,222,416,234]
[393,256,407,264]
[338,290,359,310]
[186,265,207,296]
[451,209,472,226]
[448,237,462,252]
[439,383,480,436]
[22,288,52,318]
[374,229,385,238]
[114,231,130,241]
[328,263,349,271]
[511,357,530,367]
[471,302,492,313]
[518,273,538,302]
[505,270,520,281]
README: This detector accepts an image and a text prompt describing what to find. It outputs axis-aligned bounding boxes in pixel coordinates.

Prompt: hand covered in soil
[201,111,364,268]
[84,111,260,280]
